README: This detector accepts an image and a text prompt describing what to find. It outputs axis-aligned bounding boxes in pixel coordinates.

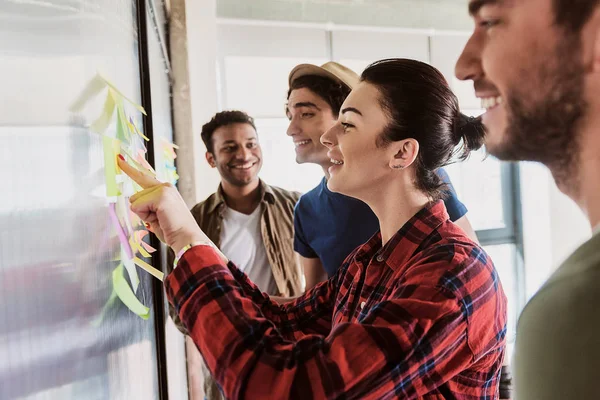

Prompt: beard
[490,32,587,192]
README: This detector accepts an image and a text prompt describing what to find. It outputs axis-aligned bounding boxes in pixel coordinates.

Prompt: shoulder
[266,184,302,205]
[189,193,218,222]
[403,229,505,355]
[515,257,600,399]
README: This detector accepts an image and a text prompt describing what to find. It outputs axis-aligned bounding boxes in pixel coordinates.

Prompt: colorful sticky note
[136,230,157,254]
[90,89,117,134]
[128,117,149,141]
[122,248,140,293]
[102,136,121,197]
[116,102,131,142]
[133,257,164,281]
[113,263,150,319]
[109,203,134,260]
[98,73,147,115]
[135,149,154,172]
[130,236,152,259]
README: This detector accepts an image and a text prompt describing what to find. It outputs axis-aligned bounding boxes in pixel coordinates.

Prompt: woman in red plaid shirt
[119,58,507,399]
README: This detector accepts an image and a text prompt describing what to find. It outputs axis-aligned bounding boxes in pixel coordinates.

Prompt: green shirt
[514,231,600,399]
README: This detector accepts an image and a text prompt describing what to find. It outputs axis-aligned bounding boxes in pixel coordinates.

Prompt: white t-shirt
[219,205,279,295]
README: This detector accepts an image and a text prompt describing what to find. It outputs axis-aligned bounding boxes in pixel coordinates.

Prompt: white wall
[185,0,221,202]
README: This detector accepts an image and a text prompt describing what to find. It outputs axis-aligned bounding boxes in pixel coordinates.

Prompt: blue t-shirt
[293,168,468,277]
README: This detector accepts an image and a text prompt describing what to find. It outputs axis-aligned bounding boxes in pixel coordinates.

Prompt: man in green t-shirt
[456,1,600,399]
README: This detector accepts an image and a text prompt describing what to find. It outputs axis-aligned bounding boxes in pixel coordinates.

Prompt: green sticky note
[90,89,116,134]
[116,103,130,143]
[113,263,150,319]
[102,135,121,197]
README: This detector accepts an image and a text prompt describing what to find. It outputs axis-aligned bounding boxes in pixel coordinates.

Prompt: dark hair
[554,0,599,32]
[287,75,351,117]
[361,58,485,200]
[200,110,257,153]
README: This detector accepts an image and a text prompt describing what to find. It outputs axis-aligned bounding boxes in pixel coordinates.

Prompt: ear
[388,139,419,170]
[205,152,217,168]
[586,6,600,73]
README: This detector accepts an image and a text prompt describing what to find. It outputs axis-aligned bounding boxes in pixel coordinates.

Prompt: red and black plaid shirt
[166,201,507,399]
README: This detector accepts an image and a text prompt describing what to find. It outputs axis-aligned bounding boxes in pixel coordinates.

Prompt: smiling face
[455,0,589,186]
[286,87,338,168]
[206,123,262,188]
[319,82,400,199]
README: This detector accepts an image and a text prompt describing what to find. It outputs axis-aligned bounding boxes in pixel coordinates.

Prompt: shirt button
[376,254,384,262]
[360,301,366,310]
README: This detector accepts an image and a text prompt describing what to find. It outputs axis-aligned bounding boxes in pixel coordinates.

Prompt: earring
[392,165,404,169]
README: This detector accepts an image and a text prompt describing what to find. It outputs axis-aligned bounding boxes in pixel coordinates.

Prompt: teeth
[294,140,311,148]
[232,163,254,170]
[481,96,503,110]
[330,158,344,165]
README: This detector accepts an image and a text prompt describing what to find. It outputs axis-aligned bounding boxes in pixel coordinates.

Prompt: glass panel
[443,109,507,231]
[0,1,159,399]
[444,149,506,231]
[255,118,324,193]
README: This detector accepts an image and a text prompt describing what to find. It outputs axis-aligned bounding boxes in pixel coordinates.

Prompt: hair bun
[452,112,486,160]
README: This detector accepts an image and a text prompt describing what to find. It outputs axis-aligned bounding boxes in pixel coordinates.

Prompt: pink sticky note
[109,203,134,260]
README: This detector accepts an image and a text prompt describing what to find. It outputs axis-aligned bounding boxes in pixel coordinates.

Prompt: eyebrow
[221,137,257,145]
[292,102,321,110]
[468,0,501,16]
[341,107,363,116]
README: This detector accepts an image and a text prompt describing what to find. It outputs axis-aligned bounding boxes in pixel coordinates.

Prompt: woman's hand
[117,155,207,255]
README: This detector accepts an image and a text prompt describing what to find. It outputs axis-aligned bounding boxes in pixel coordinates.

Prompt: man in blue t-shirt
[286,62,478,289]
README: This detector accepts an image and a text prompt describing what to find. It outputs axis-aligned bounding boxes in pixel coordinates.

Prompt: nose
[320,122,340,149]
[286,117,300,137]
[455,33,484,82]
[235,146,252,160]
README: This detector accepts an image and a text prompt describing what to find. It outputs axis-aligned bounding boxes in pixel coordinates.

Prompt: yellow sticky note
[127,118,149,141]
[70,74,107,112]
[133,257,164,281]
[113,264,150,320]
[99,73,147,115]
[102,135,121,197]
[91,89,116,134]
[130,236,152,259]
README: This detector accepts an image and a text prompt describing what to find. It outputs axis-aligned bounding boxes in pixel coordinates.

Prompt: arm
[301,253,328,290]
[454,215,479,243]
[166,246,479,400]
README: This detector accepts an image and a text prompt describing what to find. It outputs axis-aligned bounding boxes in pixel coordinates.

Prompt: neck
[557,101,600,232]
[321,163,331,180]
[221,179,262,215]
[362,176,431,246]
[573,140,600,232]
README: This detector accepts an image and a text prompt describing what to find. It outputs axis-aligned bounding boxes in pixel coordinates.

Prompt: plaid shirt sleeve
[165,245,490,400]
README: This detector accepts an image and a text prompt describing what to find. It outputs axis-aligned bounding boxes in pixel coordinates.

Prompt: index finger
[117,154,161,189]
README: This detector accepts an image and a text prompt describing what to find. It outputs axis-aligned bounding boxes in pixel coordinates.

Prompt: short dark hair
[287,75,351,117]
[201,110,256,153]
[553,0,599,32]
[361,59,485,200]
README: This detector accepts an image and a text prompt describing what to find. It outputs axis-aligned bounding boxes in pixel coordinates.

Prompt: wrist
[171,236,209,256]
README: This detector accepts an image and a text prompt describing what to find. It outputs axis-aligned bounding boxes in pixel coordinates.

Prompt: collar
[354,200,449,271]
[206,179,275,214]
